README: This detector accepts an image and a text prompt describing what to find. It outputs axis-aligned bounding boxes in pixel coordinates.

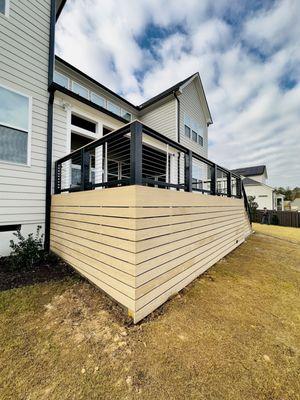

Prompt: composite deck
[50,185,251,322]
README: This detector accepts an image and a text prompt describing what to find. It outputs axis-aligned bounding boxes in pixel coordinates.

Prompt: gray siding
[179,80,208,157]
[140,98,177,141]
[0,0,50,254]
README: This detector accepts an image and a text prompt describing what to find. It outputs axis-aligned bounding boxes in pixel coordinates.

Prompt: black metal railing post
[81,149,90,191]
[211,163,217,195]
[227,172,232,197]
[185,150,193,192]
[237,177,242,198]
[130,121,143,185]
[54,161,61,194]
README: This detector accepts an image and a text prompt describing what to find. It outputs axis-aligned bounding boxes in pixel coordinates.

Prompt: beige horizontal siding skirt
[50,185,252,323]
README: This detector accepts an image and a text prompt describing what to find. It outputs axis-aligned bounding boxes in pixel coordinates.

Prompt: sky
[56,0,300,187]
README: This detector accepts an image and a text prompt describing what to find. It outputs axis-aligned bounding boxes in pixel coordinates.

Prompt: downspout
[173,91,180,143]
[174,91,181,189]
[44,0,56,252]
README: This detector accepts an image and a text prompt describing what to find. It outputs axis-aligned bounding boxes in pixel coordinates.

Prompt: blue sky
[56,0,300,187]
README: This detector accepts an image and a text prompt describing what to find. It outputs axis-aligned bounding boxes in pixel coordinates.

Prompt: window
[71,114,96,133]
[192,130,197,142]
[0,0,8,16]
[72,82,89,99]
[184,125,191,138]
[107,101,121,116]
[0,85,30,165]
[91,92,106,108]
[121,110,132,122]
[54,71,69,89]
[184,113,204,146]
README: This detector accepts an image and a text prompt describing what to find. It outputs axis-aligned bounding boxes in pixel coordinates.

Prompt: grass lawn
[253,222,300,244]
[1,228,300,399]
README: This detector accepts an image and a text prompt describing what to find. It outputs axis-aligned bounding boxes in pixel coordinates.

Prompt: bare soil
[0,229,299,400]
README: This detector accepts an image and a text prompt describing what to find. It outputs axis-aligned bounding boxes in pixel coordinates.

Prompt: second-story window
[184,113,204,147]
[91,92,106,108]
[107,101,121,116]
[72,82,89,99]
[0,0,9,16]
[121,110,132,122]
[54,71,69,89]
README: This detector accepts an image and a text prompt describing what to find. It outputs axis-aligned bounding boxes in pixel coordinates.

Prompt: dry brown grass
[253,222,300,244]
[1,228,300,400]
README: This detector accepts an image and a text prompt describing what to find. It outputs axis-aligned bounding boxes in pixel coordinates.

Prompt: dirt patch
[1,231,300,399]
[0,260,74,292]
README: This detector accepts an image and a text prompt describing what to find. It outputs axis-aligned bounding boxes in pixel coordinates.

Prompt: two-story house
[0,0,251,322]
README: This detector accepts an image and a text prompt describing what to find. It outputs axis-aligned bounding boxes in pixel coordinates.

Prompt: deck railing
[54,120,246,204]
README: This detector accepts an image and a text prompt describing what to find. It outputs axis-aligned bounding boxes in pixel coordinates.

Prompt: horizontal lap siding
[180,80,208,158]
[140,99,177,141]
[50,187,138,313]
[0,0,50,231]
[50,186,252,322]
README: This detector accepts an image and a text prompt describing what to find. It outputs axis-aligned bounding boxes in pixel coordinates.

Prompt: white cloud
[56,0,300,187]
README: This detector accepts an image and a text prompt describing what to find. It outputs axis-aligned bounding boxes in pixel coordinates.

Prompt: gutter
[44,0,56,252]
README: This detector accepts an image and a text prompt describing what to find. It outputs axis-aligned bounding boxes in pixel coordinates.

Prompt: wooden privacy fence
[252,209,300,228]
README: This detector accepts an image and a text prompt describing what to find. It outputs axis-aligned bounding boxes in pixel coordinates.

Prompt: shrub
[8,225,45,270]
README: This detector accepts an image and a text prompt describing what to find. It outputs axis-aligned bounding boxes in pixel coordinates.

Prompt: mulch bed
[0,258,75,292]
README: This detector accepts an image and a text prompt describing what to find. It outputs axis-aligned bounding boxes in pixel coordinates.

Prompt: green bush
[8,225,45,270]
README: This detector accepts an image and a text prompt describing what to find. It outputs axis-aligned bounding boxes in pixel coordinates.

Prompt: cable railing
[54,120,246,204]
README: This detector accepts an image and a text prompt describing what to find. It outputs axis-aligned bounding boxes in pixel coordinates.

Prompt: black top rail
[54,120,249,214]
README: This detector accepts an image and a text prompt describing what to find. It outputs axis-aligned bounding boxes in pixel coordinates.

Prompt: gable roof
[55,57,213,123]
[138,72,213,125]
[243,177,263,186]
[231,165,267,177]
[138,74,195,109]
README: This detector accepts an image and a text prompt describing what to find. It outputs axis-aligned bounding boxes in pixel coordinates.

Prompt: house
[231,166,284,211]
[290,197,300,211]
[0,0,251,322]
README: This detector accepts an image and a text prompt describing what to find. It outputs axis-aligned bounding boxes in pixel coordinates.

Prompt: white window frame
[71,81,89,99]
[121,109,132,122]
[0,0,10,17]
[184,113,204,146]
[54,70,70,89]
[107,101,121,116]
[91,92,106,108]
[0,83,32,167]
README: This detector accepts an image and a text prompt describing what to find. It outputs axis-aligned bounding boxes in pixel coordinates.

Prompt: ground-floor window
[0,84,31,165]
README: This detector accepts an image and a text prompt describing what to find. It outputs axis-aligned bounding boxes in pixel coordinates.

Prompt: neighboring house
[231,165,284,211]
[290,197,300,211]
[0,0,251,322]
